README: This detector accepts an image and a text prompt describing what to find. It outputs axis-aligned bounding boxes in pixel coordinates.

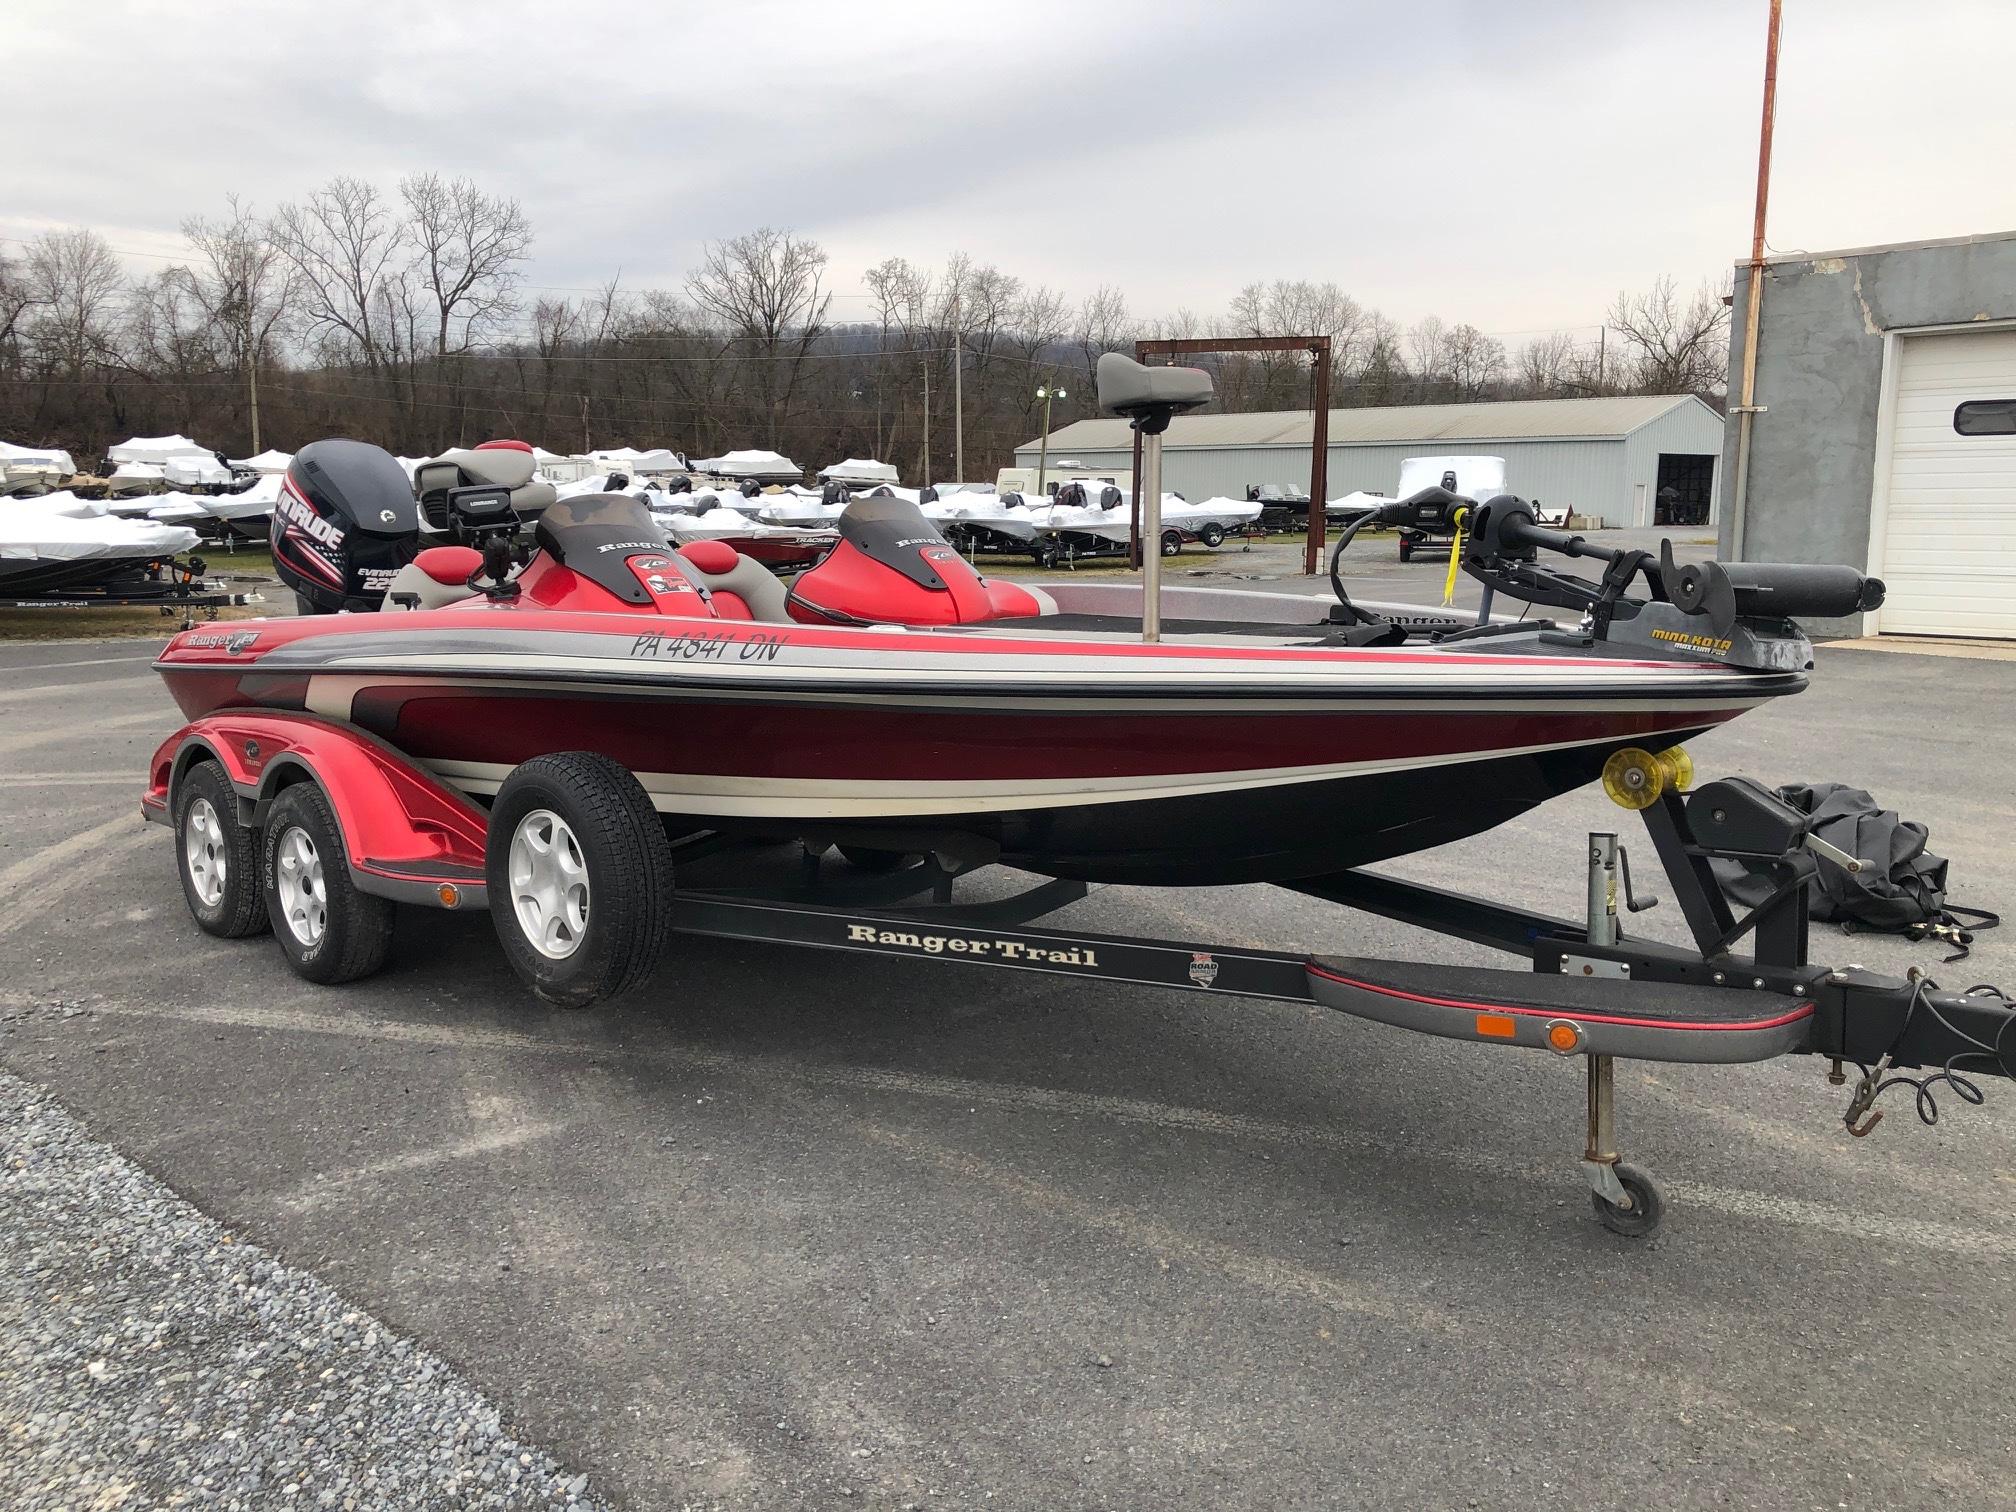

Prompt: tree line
[0,174,1732,479]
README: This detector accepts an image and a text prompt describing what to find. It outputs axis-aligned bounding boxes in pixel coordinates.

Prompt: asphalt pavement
[2,547,2014,1511]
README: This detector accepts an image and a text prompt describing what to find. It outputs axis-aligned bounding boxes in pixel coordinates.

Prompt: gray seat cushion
[1096,352,1214,417]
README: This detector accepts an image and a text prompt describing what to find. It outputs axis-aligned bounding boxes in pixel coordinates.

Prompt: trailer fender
[145,712,489,909]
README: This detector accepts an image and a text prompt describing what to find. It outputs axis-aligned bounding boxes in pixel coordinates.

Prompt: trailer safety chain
[1845,973,2016,1135]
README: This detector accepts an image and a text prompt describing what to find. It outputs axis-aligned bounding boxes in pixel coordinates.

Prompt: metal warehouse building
[1016,394,1726,528]
[1723,229,2016,639]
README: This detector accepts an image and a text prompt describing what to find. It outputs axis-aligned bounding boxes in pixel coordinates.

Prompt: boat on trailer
[139,353,2015,1236]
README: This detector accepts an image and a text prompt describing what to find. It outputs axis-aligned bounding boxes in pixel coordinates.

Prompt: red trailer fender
[144,711,490,908]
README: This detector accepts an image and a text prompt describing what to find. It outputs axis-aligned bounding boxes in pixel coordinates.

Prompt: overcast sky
[8,0,2014,345]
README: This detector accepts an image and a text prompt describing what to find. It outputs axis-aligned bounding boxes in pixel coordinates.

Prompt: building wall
[1622,402,1727,528]
[1011,437,1657,523]
[1719,233,2016,580]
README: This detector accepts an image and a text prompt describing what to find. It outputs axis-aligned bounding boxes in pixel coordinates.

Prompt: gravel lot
[2,547,2014,1510]
[0,1067,609,1511]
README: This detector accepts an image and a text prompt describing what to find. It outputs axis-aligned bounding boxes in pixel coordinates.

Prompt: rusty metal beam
[1131,335,1334,576]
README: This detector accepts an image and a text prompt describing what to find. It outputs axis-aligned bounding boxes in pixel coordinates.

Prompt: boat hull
[155,612,1787,885]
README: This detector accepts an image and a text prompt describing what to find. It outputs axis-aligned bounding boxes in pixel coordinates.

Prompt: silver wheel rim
[274,824,327,948]
[509,808,590,961]
[183,797,228,908]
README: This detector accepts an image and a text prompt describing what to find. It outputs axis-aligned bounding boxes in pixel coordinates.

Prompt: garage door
[1878,327,2016,637]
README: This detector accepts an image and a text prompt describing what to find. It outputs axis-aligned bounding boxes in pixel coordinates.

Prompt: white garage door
[1878,327,2016,637]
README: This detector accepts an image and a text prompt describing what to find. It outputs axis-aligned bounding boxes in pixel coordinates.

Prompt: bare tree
[0,250,38,367]
[399,173,533,360]
[1606,275,1731,394]
[24,228,126,379]
[1512,330,1579,396]
[1444,323,1507,401]
[176,197,297,450]
[687,228,832,447]
[272,176,411,386]
[1404,316,1449,402]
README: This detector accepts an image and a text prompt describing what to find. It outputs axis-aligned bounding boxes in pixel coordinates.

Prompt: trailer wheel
[262,782,394,984]
[1160,529,1182,557]
[1198,522,1226,548]
[174,762,267,938]
[1031,542,1059,569]
[1591,1161,1665,1239]
[487,752,675,1009]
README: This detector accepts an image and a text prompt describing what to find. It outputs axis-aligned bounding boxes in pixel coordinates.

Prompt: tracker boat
[141,354,2014,1236]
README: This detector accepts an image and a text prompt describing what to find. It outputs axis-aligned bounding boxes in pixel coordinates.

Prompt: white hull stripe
[421,723,1713,820]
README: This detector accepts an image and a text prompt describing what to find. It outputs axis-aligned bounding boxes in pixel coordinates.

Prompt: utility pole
[245,323,261,455]
[580,394,591,454]
[1729,0,1784,558]
[1597,325,1606,390]
[920,361,932,485]
[951,292,964,485]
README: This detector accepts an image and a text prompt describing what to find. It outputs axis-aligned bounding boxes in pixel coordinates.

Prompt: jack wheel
[1591,1161,1665,1238]
[1398,540,1413,563]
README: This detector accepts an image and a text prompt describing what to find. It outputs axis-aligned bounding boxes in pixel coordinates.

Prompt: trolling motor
[1325,488,1886,661]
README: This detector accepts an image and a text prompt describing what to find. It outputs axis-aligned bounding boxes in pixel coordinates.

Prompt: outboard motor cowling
[272,439,423,614]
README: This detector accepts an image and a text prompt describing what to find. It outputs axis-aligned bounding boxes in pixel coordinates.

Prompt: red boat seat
[382,546,492,612]
[675,539,790,621]
[413,545,484,585]
[787,495,1050,626]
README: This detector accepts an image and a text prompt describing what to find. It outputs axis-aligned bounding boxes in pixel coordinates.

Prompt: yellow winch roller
[1601,744,1693,810]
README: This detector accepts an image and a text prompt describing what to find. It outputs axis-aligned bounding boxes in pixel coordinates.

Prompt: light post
[1034,383,1067,494]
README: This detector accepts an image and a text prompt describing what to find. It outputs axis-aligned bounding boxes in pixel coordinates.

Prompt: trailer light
[1475,1013,1518,1039]
[1545,1020,1584,1054]
[437,884,461,908]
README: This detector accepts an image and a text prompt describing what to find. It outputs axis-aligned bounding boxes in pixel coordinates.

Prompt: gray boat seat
[1096,351,1214,418]
[673,538,791,621]
[415,444,559,524]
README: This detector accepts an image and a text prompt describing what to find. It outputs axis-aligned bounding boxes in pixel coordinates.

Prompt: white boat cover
[229,449,294,474]
[1395,455,1508,502]
[162,454,235,488]
[818,458,900,486]
[106,434,219,466]
[0,493,200,561]
[0,441,77,476]
[693,449,802,481]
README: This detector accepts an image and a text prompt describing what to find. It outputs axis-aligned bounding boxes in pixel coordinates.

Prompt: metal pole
[1729,0,1783,559]
[921,362,932,486]
[1304,340,1330,578]
[951,295,964,485]
[1034,390,1051,497]
[1140,426,1164,643]
[1128,424,1144,567]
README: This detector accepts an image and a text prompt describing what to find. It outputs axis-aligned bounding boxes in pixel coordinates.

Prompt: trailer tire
[488,752,674,1010]
[1198,522,1226,548]
[174,761,268,938]
[262,782,394,984]
[1031,543,1059,569]
[1160,530,1182,557]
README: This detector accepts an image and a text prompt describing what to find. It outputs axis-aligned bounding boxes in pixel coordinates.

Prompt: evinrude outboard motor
[272,439,423,614]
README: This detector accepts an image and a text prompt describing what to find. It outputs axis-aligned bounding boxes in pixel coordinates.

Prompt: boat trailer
[145,715,2016,1238]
